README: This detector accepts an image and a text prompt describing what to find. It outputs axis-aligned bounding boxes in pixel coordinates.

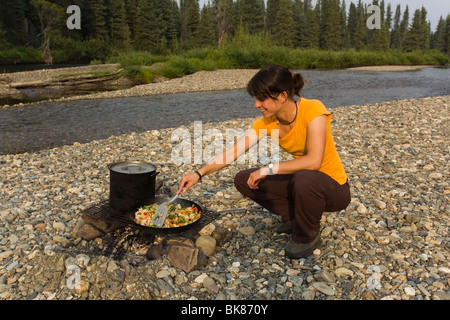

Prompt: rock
[71,219,104,240]
[433,291,450,300]
[312,282,335,296]
[211,227,232,246]
[357,204,368,215]
[374,199,387,210]
[195,235,217,257]
[146,244,166,260]
[198,223,216,236]
[404,287,416,296]
[53,235,72,248]
[156,269,171,278]
[238,226,256,236]
[335,267,354,277]
[314,270,336,283]
[167,244,208,273]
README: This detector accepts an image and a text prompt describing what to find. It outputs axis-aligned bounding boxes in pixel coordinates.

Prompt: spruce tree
[271,0,294,47]
[398,5,409,50]
[90,0,109,41]
[319,0,343,50]
[444,18,450,54]
[368,0,390,51]
[390,4,401,49]
[236,0,265,35]
[346,1,365,50]
[292,0,305,48]
[0,0,27,45]
[135,0,160,51]
[266,0,279,32]
[162,0,181,52]
[405,7,430,51]
[125,0,139,41]
[305,0,320,48]
[109,0,131,49]
[196,2,217,47]
[185,0,200,48]
[432,16,446,53]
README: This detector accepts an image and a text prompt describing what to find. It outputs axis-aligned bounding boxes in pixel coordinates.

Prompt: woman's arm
[177,128,261,193]
[247,115,327,189]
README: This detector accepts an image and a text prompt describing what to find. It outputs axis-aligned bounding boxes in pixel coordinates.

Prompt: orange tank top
[252,98,348,185]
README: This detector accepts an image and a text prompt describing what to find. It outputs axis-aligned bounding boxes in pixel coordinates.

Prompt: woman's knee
[234,168,257,192]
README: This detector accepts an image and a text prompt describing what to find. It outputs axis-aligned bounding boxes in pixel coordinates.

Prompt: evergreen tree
[432,16,447,53]
[340,0,347,46]
[346,1,365,50]
[446,15,450,55]
[319,0,343,50]
[405,7,430,51]
[366,0,390,51]
[196,2,217,47]
[0,0,27,45]
[385,2,392,30]
[266,0,279,32]
[135,0,160,51]
[0,22,9,48]
[292,0,305,48]
[305,0,320,48]
[184,0,200,48]
[390,4,401,49]
[397,5,409,50]
[163,0,182,52]
[90,0,109,41]
[271,0,294,47]
[125,0,139,41]
[109,0,131,49]
[235,0,265,35]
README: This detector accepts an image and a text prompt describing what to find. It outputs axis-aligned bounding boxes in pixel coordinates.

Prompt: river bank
[0,94,448,301]
[0,64,440,108]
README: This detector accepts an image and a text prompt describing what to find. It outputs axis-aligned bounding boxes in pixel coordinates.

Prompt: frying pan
[133,197,204,230]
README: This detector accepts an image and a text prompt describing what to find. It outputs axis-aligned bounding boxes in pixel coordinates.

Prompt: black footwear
[275,220,295,234]
[285,234,322,259]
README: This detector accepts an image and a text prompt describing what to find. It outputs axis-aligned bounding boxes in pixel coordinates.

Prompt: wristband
[194,170,202,181]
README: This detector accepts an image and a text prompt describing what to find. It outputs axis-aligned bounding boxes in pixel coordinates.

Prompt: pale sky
[360,0,449,30]
[197,0,450,31]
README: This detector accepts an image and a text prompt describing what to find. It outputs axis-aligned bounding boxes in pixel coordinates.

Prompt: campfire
[73,161,245,272]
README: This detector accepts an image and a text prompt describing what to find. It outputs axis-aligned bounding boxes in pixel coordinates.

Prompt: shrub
[122,65,153,83]
[161,56,196,78]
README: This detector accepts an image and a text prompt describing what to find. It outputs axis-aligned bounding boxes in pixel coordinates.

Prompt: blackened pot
[108,161,159,212]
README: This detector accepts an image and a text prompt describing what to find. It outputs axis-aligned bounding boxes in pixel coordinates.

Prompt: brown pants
[234,169,351,243]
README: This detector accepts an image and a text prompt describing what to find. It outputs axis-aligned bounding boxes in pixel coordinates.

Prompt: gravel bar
[0,68,449,301]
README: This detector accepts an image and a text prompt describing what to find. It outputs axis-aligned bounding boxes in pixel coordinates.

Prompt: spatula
[151,189,183,227]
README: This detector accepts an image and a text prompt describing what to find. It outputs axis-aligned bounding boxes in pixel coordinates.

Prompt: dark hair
[247,64,305,101]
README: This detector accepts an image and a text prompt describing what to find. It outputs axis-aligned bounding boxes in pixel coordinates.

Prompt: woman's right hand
[177,172,201,194]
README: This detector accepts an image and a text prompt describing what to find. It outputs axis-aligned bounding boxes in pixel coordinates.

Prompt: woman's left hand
[247,168,268,190]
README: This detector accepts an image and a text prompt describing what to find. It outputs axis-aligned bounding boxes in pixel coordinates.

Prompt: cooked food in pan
[135,203,201,228]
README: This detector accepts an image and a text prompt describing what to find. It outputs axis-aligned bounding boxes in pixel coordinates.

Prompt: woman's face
[253,93,286,118]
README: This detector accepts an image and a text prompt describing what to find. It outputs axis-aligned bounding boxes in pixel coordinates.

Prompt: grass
[1,42,448,83]
[107,46,448,82]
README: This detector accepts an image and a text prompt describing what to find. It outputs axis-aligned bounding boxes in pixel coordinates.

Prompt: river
[0,66,449,155]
